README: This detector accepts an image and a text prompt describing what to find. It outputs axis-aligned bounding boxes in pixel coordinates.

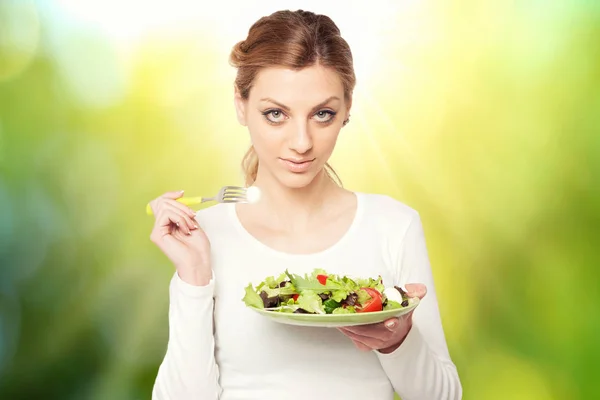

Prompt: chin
[275,171,320,189]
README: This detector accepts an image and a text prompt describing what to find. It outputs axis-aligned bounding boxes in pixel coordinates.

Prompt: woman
[149,9,462,400]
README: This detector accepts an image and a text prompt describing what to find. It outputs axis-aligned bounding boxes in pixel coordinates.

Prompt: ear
[345,98,352,120]
[342,99,352,127]
[233,87,248,126]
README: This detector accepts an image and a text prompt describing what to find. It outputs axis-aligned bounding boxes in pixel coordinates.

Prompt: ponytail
[241,146,260,186]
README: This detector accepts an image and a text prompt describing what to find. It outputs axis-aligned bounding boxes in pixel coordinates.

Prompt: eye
[262,109,287,124]
[313,110,337,123]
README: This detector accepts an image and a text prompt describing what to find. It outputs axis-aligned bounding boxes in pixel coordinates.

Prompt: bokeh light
[0,0,40,83]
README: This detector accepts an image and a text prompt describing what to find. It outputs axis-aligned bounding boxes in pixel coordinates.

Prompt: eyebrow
[259,96,341,112]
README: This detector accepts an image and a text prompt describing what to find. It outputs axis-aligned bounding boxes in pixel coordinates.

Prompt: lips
[282,158,313,164]
[279,158,315,173]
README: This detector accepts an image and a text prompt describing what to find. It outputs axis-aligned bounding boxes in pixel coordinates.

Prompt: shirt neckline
[229,191,365,259]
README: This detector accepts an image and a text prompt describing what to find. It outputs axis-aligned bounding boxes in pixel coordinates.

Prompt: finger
[384,318,400,331]
[157,208,193,233]
[172,226,192,242]
[164,201,198,222]
[339,323,389,337]
[151,210,181,238]
[149,191,186,216]
[151,198,196,222]
[152,230,184,254]
[352,339,373,352]
[339,327,392,345]
[150,217,186,245]
[173,221,208,242]
[404,283,427,299]
[167,208,196,233]
[342,330,386,349]
[156,208,194,235]
[160,190,186,200]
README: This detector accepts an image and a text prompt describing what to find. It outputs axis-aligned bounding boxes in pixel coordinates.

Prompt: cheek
[316,130,341,153]
[247,122,282,154]
[246,116,266,143]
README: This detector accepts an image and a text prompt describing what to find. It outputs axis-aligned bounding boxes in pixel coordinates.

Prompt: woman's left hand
[338,283,427,354]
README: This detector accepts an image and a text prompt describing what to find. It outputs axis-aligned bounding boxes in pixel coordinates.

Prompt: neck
[251,167,339,225]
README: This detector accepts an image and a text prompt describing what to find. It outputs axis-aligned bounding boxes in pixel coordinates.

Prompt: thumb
[384,318,399,331]
[162,190,185,200]
[404,283,427,300]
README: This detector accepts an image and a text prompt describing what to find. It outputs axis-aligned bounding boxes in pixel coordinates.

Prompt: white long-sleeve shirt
[152,192,462,400]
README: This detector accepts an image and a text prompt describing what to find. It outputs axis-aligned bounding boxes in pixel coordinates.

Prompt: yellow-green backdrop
[0,1,598,399]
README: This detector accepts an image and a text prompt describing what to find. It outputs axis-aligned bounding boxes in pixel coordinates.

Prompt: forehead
[249,65,344,106]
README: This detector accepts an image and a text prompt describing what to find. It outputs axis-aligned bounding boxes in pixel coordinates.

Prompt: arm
[152,272,221,400]
[376,213,462,400]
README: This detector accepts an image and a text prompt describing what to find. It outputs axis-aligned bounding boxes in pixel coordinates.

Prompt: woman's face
[234,64,350,189]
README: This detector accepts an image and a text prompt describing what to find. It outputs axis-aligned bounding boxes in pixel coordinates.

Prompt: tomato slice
[316,274,328,285]
[356,287,383,313]
[292,294,299,302]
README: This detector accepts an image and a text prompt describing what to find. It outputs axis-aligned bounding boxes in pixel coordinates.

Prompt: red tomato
[356,287,383,313]
[316,274,328,285]
[292,294,299,302]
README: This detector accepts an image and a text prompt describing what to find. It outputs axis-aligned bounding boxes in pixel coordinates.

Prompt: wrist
[177,266,212,286]
[378,322,412,354]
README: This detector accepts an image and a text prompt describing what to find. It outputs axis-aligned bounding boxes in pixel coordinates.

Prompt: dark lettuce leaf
[293,308,312,314]
[394,285,407,296]
[260,291,279,308]
[394,285,410,307]
[341,293,358,307]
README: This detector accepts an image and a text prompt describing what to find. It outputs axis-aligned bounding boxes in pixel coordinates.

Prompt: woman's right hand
[149,190,212,286]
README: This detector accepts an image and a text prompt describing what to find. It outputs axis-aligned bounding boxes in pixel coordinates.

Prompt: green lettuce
[261,283,297,298]
[244,269,393,314]
[332,306,356,314]
[243,283,264,309]
[257,272,289,291]
[383,300,403,311]
[356,288,372,305]
[285,269,343,293]
[296,290,325,314]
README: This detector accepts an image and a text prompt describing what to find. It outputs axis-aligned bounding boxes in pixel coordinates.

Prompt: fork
[146,185,249,216]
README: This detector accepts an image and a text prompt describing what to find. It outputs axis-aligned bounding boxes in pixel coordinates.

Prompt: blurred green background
[0,0,598,399]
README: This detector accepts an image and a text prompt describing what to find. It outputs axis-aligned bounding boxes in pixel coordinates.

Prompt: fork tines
[221,186,248,202]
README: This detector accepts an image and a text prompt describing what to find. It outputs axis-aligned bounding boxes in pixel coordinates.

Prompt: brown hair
[229,9,356,186]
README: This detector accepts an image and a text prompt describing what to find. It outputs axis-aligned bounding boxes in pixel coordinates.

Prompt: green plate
[247,297,420,328]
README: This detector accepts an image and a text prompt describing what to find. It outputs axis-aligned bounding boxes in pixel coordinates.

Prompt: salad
[242,269,410,314]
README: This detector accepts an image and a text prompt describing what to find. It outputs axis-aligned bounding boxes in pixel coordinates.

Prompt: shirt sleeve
[376,212,463,400]
[152,272,221,400]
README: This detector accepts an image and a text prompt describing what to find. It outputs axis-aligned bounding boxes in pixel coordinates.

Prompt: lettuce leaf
[355,276,385,293]
[332,306,356,314]
[356,288,372,306]
[383,300,403,311]
[296,290,325,314]
[242,283,264,309]
[257,272,289,291]
[285,270,343,293]
[261,284,298,298]
[331,289,350,302]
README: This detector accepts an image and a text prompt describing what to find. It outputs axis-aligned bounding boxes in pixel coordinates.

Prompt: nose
[288,120,313,154]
